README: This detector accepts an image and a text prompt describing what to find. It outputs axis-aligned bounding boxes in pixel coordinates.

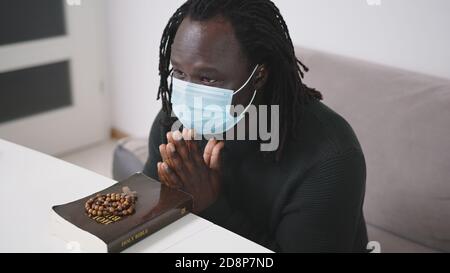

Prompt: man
[143,0,368,252]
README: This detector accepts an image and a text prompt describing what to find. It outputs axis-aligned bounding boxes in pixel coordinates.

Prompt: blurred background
[0,0,449,252]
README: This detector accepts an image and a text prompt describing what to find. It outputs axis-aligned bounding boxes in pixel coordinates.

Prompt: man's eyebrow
[170,59,221,74]
[196,66,220,74]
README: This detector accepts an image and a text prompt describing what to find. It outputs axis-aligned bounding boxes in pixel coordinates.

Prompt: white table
[0,139,271,253]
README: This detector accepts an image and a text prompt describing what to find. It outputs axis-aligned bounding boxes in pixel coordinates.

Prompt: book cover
[52,172,193,252]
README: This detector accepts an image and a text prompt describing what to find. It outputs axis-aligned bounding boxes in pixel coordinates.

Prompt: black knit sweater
[143,98,368,252]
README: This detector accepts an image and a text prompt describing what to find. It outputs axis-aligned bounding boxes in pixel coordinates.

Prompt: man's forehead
[171,16,244,66]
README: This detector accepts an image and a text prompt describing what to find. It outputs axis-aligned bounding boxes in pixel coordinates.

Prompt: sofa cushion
[366,224,438,253]
[297,46,450,252]
[112,137,148,181]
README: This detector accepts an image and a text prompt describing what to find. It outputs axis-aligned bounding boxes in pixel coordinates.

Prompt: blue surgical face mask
[171,65,259,135]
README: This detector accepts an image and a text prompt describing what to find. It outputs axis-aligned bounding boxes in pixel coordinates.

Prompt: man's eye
[200,77,217,84]
[172,69,185,78]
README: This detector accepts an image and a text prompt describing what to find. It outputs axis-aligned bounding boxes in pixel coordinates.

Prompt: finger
[182,128,192,154]
[161,162,183,189]
[158,162,172,187]
[159,144,170,164]
[209,141,225,171]
[203,137,217,167]
[209,142,224,197]
[171,129,196,173]
[171,130,190,162]
[166,142,191,179]
[182,127,192,140]
[159,161,179,188]
[160,143,176,171]
[185,129,205,167]
[157,162,169,185]
[166,131,175,144]
[166,131,176,169]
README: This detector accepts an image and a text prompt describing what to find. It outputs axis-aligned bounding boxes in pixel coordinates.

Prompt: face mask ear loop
[169,71,174,102]
[242,88,257,113]
[232,65,260,95]
[224,88,257,133]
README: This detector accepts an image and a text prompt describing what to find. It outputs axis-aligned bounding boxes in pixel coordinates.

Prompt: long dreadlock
[157,0,322,161]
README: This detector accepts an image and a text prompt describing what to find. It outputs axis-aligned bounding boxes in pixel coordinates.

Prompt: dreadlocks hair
[157,0,322,161]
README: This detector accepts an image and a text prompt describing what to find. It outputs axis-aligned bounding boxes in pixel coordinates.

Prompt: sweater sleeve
[200,148,367,252]
[142,110,167,180]
[274,148,367,252]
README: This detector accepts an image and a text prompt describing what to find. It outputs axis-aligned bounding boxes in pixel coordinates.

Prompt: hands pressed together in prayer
[157,128,225,213]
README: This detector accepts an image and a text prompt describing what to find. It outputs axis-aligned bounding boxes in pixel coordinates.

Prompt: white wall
[275,0,450,79]
[106,0,185,138]
[106,0,450,137]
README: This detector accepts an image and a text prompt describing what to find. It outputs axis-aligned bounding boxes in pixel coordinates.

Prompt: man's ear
[253,64,268,91]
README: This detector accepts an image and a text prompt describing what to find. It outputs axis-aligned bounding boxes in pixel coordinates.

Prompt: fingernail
[173,130,182,141]
[182,128,189,140]
[188,129,194,140]
[168,143,175,153]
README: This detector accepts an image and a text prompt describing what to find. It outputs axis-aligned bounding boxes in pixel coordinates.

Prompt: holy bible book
[51,173,193,252]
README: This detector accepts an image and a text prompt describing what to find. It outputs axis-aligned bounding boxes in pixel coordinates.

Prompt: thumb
[209,141,224,172]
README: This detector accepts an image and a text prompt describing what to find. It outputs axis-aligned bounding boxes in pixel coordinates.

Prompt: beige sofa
[299,47,450,253]
[113,47,450,253]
